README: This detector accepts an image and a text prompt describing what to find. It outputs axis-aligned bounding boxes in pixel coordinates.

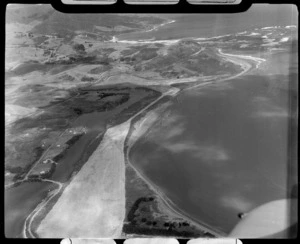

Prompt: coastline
[112,19,177,44]
[13,17,272,237]
[144,20,176,33]
[5,5,297,238]
[124,108,225,236]
[33,47,259,238]
[122,48,263,237]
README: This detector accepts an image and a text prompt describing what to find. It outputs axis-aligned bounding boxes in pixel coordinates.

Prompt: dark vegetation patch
[6,146,45,182]
[48,64,76,75]
[123,197,213,238]
[132,40,242,78]
[6,84,161,185]
[50,132,104,183]
[8,62,52,76]
[73,43,86,53]
[93,48,116,56]
[120,45,149,56]
[28,164,56,180]
[12,112,73,133]
[120,47,159,65]
[67,92,130,114]
[27,134,84,180]
[131,48,159,62]
[123,114,214,237]
[33,35,49,46]
[8,62,75,77]
[168,40,201,59]
[88,65,111,74]
[66,134,83,147]
[154,43,164,48]
[81,76,95,82]
[171,82,196,90]
[68,54,112,66]
[17,84,50,93]
[59,74,75,81]
[109,90,161,126]
[14,84,68,108]
[182,53,239,75]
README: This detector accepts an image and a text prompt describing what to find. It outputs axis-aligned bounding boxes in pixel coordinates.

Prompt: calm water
[129,51,297,233]
[118,5,297,41]
[5,182,55,237]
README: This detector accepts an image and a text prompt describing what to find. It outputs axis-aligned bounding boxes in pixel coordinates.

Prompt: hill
[6,5,166,40]
[130,40,242,78]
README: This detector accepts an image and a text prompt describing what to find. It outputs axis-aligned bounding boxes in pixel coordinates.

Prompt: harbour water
[5,182,55,237]
[129,50,297,233]
[117,5,298,41]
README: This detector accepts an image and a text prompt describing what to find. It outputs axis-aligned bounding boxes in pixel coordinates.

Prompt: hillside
[6,4,166,40]
[129,40,242,78]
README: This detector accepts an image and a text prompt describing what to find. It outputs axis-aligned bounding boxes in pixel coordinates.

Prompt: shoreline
[112,19,176,44]
[125,114,225,236]
[123,49,261,237]
[122,98,224,237]
[144,19,176,33]
[12,29,264,237]
[30,48,257,238]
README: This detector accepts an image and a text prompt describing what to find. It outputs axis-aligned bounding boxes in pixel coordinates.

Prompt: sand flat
[37,121,130,238]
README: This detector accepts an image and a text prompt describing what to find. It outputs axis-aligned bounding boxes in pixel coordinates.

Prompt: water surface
[118,5,297,41]
[5,182,55,238]
[129,58,295,233]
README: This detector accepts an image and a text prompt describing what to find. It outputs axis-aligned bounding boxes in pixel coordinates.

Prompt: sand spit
[36,121,131,238]
[217,49,266,69]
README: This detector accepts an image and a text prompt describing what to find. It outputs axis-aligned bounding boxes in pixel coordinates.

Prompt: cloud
[252,96,269,103]
[186,82,233,97]
[164,123,186,140]
[147,112,185,141]
[164,141,198,153]
[251,96,289,118]
[163,141,230,165]
[162,112,184,126]
[193,146,230,162]
[220,194,254,212]
[146,111,230,165]
[253,110,288,118]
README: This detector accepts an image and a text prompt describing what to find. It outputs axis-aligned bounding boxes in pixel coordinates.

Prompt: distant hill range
[6,5,166,39]
[131,39,242,78]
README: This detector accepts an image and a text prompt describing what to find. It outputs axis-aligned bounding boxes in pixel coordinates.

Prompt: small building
[43,159,52,164]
